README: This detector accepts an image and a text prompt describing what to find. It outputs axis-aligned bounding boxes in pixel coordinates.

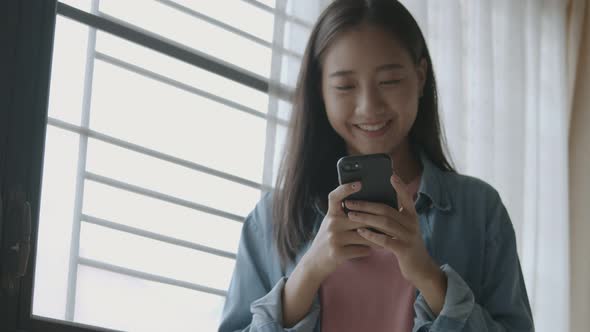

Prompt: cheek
[325,108,350,135]
[385,86,419,118]
[324,95,353,129]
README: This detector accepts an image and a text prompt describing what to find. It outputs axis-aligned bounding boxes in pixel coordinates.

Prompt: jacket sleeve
[413,194,534,332]
[218,210,321,332]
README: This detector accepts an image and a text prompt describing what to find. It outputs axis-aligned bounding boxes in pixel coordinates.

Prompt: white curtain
[568,1,590,331]
[268,0,579,331]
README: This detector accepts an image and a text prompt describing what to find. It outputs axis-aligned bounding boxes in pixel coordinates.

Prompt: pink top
[320,175,422,332]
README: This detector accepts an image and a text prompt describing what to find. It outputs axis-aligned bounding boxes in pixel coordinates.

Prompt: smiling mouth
[354,120,392,132]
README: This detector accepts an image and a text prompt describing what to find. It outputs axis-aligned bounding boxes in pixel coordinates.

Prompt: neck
[389,141,422,183]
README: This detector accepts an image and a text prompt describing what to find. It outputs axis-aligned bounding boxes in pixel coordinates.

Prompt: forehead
[320,22,413,74]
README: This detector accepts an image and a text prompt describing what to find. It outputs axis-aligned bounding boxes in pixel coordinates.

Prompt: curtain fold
[569,1,590,332]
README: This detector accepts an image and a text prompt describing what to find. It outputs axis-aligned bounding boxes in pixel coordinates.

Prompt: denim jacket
[218,151,534,331]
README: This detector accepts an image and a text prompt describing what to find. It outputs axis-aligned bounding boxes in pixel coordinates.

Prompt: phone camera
[342,162,361,171]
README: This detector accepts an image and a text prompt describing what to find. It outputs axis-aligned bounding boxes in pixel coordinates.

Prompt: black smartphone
[337,154,398,234]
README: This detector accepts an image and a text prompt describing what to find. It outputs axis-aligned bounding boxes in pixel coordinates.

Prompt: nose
[356,85,385,117]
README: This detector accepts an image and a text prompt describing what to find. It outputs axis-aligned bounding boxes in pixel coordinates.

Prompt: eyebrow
[328,63,404,78]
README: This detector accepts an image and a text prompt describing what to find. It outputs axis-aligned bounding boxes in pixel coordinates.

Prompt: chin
[351,145,395,156]
[346,135,402,155]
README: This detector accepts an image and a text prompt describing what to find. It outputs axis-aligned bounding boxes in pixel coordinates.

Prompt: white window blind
[31,1,313,331]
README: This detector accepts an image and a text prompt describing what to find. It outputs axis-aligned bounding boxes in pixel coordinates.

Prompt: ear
[416,58,428,95]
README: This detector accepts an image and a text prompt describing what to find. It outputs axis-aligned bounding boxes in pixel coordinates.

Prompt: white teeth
[356,121,389,132]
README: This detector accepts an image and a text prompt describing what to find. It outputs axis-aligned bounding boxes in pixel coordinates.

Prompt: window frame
[0,1,289,331]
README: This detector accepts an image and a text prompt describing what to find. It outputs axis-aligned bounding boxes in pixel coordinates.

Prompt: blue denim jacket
[218,151,534,331]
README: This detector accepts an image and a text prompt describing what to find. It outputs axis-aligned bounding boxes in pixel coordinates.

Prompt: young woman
[219,0,534,331]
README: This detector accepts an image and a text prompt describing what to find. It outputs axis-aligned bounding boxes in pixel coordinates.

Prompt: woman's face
[321,22,427,156]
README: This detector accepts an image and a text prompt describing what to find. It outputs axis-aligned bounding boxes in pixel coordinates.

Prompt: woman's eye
[335,85,354,91]
[380,79,402,86]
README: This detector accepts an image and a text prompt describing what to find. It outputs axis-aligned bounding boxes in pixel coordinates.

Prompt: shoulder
[441,171,503,210]
[242,191,275,238]
[241,191,298,278]
[439,171,512,240]
[239,193,277,264]
[418,149,502,214]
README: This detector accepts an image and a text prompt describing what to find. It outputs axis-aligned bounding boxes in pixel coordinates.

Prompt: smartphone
[337,154,398,234]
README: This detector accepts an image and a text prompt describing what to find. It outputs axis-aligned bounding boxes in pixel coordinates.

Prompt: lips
[355,121,389,131]
[353,120,392,138]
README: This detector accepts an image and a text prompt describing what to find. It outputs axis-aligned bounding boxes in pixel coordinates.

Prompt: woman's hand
[344,174,441,286]
[302,181,382,282]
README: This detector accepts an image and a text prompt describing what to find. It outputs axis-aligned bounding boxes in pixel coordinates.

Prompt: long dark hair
[272,0,455,267]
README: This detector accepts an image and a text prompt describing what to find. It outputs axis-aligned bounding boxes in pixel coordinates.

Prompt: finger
[337,229,383,249]
[347,212,410,239]
[344,199,394,216]
[338,244,373,260]
[390,174,416,215]
[327,181,362,215]
[357,228,404,250]
[384,209,416,233]
[343,200,411,232]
